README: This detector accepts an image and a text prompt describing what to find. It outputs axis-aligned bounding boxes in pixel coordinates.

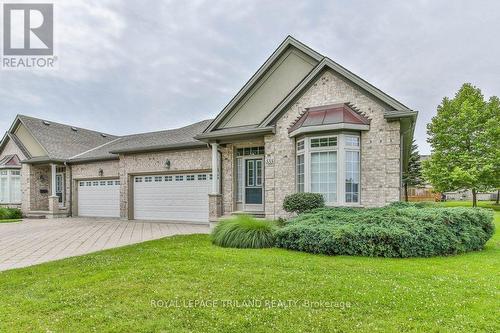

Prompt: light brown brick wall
[263,69,401,219]
[71,160,120,179]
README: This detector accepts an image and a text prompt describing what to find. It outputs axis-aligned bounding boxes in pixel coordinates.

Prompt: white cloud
[0,0,499,154]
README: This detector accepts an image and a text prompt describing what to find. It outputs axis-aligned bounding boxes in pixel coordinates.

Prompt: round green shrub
[283,192,325,214]
[275,205,495,257]
[211,215,277,249]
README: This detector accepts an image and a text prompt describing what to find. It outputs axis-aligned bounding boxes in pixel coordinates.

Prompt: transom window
[311,137,337,148]
[296,134,360,205]
[236,146,264,157]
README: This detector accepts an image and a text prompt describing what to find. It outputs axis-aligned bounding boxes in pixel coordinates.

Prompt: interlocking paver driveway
[0,218,209,271]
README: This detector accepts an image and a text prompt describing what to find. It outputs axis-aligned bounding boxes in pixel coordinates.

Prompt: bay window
[296,133,361,205]
[0,170,21,204]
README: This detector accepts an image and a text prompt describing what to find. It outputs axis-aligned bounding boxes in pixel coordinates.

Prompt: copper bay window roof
[288,103,370,136]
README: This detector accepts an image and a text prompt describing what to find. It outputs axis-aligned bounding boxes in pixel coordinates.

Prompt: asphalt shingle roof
[70,119,213,161]
[18,115,119,160]
[11,115,212,163]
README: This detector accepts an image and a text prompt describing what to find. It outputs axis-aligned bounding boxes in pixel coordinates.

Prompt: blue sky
[1,0,499,154]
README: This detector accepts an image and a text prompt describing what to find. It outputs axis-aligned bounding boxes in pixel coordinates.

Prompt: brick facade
[263,70,401,218]
[8,71,402,222]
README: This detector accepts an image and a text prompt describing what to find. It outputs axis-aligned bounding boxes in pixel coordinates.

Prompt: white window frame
[344,135,361,204]
[296,140,305,192]
[296,133,361,206]
[0,169,22,204]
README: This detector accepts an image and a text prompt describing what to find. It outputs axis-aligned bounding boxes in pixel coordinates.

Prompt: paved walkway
[0,218,209,272]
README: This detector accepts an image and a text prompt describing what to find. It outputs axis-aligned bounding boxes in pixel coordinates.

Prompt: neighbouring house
[443,190,497,202]
[0,36,417,223]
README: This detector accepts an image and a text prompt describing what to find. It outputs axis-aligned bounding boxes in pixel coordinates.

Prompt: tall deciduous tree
[402,140,422,201]
[423,83,500,207]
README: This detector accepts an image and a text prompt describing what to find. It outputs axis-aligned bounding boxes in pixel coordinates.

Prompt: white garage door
[133,173,211,222]
[78,179,120,217]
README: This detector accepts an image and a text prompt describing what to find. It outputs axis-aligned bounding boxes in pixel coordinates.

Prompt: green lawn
[0,219,21,223]
[0,206,498,332]
[438,200,499,211]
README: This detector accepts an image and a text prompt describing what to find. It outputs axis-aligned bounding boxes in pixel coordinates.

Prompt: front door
[244,158,263,212]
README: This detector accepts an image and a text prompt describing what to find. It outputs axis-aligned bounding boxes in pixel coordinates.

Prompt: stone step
[25,214,47,219]
[229,211,266,218]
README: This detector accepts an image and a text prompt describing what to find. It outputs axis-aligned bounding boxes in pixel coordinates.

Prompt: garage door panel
[78,180,120,218]
[134,173,210,222]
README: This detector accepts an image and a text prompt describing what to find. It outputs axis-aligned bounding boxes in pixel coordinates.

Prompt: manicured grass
[0,219,21,223]
[0,210,498,332]
[438,200,500,211]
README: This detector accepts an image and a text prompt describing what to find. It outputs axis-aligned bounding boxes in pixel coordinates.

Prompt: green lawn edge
[0,203,498,332]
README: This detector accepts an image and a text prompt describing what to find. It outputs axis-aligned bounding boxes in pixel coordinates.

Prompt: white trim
[297,133,361,205]
[50,164,57,197]
[70,137,122,159]
[211,143,220,194]
[0,169,21,204]
[289,123,369,137]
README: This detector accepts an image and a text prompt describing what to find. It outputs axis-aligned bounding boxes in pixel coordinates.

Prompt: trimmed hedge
[212,215,277,249]
[275,204,495,257]
[0,207,22,220]
[283,192,325,214]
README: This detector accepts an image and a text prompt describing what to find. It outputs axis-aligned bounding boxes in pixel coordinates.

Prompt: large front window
[0,170,21,204]
[296,134,360,205]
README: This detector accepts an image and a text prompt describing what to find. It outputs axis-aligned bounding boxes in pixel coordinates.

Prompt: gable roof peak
[203,35,324,133]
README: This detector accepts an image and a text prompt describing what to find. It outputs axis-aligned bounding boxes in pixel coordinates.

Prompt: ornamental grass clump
[275,204,494,258]
[211,215,277,249]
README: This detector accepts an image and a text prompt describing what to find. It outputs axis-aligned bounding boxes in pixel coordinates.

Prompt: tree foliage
[402,140,423,201]
[422,83,500,206]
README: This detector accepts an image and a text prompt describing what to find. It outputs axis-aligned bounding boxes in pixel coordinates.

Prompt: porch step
[230,211,266,219]
[25,214,47,219]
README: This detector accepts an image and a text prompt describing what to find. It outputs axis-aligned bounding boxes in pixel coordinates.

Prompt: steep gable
[17,115,118,160]
[0,133,28,160]
[204,36,322,133]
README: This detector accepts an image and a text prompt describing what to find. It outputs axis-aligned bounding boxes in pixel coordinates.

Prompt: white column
[50,163,57,196]
[211,143,220,194]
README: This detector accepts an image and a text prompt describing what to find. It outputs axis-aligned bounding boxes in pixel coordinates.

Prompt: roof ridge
[120,119,213,139]
[17,114,119,138]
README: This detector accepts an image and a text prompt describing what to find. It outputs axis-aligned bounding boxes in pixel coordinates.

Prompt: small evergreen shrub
[275,205,494,257]
[212,215,277,249]
[283,193,325,214]
[0,207,22,219]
